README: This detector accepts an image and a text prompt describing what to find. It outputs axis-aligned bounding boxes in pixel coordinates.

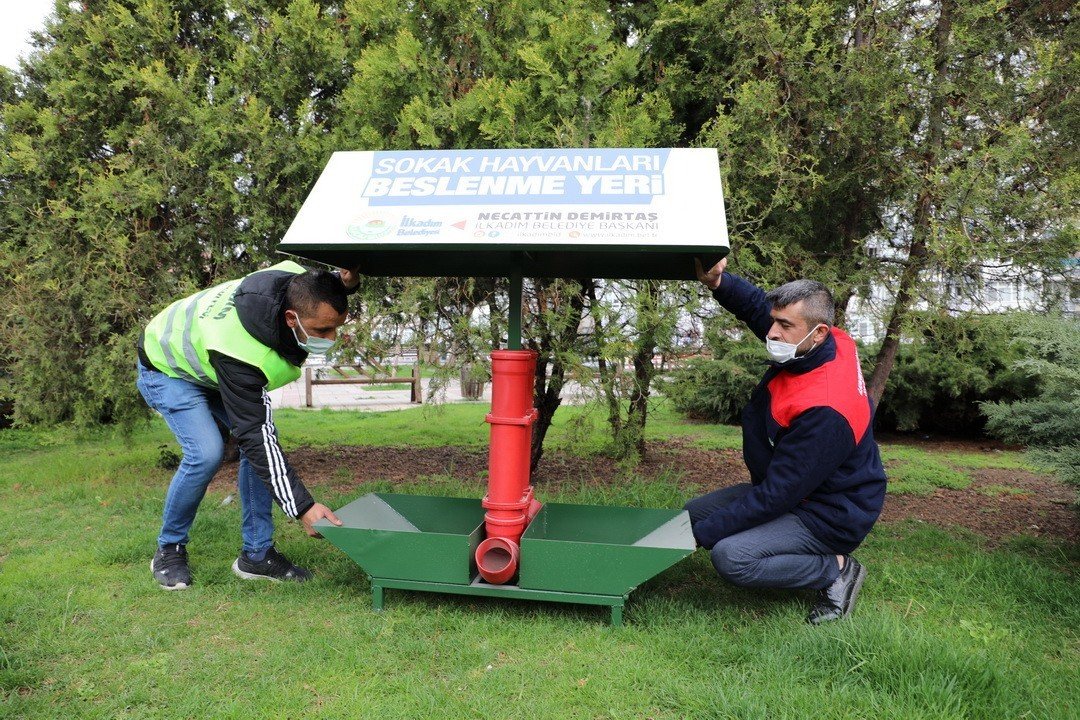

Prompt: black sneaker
[151,543,191,591]
[807,556,867,625]
[231,546,312,583]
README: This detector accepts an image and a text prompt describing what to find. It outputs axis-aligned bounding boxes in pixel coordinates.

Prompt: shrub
[659,335,762,423]
[869,312,1039,436]
[982,313,1080,491]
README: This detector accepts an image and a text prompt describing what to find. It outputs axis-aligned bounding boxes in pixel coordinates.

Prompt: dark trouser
[684,484,842,591]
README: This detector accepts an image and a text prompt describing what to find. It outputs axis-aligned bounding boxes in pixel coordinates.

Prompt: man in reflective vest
[687,256,887,623]
[137,260,359,590]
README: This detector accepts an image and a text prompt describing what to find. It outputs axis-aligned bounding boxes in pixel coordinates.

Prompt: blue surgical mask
[766,324,824,364]
[291,315,336,356]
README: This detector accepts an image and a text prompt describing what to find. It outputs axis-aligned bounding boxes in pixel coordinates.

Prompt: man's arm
[696,257,773,340]
[691,407,855,549]
[209,353,341,535]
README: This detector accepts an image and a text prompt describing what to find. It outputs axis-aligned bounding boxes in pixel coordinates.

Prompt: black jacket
[691,272,887,553]
[141,266,351,519]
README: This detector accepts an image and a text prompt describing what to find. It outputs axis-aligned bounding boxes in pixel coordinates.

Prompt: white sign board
[279,148,728,280]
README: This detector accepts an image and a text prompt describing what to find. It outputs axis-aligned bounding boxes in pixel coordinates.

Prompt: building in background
[845,251,1079,343]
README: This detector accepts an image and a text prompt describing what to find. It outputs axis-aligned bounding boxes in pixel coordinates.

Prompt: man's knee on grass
[710,536,759,587]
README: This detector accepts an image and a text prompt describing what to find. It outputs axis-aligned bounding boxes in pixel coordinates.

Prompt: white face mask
[290,315,336,356]
[766,324,825,364]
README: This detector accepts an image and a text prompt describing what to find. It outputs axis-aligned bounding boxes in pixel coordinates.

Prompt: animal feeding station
[280,148,729,624]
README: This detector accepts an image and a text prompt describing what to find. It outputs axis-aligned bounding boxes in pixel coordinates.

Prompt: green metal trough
[315,493,696,625]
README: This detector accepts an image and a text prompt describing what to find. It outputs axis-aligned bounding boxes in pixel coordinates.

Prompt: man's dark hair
[765,279,835,327]
[285,270,348,316]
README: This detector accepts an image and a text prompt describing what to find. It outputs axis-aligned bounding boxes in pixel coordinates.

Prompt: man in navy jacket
[686,257,886,623]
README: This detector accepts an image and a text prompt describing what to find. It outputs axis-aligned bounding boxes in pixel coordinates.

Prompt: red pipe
[475,349,542,584]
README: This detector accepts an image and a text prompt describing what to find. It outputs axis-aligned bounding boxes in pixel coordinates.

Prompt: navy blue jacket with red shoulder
[692,272,887,554]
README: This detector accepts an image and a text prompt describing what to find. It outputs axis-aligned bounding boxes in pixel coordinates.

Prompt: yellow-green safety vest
[143,261,305,391]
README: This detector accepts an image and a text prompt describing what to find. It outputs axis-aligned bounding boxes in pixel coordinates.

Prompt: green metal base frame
[370,575,627,626]
[317,493,696,626]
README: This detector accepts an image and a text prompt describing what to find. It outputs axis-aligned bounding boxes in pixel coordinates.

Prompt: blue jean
[136,363,274,553]
[684,484,841,591]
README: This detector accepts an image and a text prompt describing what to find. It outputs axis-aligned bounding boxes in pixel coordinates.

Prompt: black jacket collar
[233,270,308,367]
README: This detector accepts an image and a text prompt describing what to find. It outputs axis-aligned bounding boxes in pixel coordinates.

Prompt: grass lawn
[1,404,1077,719]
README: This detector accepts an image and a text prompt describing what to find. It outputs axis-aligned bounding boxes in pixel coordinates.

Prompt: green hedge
[659,334,762,424]
[870,313,1041,436]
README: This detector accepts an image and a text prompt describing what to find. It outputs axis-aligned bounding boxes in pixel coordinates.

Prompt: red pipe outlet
[474,536,519,585]
[476,349,542,584]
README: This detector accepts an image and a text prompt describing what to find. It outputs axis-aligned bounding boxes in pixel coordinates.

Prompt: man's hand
[337,265,362,290]
[300,502,343,538]
[695,257,728,290]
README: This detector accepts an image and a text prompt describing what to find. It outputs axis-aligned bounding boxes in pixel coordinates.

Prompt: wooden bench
[304,361,422,407]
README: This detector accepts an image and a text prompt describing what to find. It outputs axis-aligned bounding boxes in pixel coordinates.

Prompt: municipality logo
[400,216,442,229]
[397,215,443,237]
[346,216,394,241]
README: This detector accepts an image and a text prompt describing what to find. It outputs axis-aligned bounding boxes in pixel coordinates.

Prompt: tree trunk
[866,234,928,406]
[625,282,663,458]
[487,292,502,350]
[628,345,652,457]
[529,279,591,473]
[589,283,624,437]
[866,0,952,407]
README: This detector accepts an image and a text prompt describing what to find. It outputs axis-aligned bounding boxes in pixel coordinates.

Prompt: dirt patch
[880,468,1079,545]
[253,439,752,495]
[211,438,1078,546]
[874,431,1025,454]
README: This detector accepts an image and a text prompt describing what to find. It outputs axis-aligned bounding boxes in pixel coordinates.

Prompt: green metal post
[508,256,522,350]
[372,582,384,611]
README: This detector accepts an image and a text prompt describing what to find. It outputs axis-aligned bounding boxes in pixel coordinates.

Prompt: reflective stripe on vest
[182,288,215,385]
[155,288,217,386]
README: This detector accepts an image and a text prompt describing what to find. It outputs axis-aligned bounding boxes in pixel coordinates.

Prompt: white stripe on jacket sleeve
[261,391,297,517]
